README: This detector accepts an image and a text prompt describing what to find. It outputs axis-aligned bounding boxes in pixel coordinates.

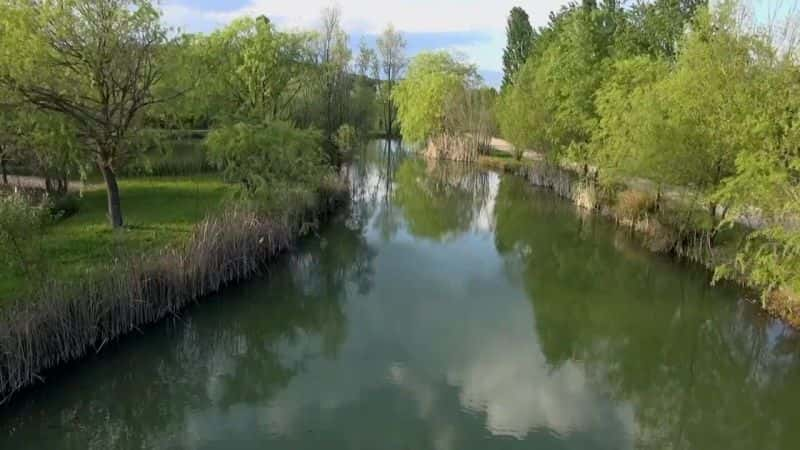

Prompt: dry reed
[0,182,347,404]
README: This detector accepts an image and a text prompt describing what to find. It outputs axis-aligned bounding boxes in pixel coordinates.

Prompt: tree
[595,4,770,225]
[206,121,330,199]
[0,0,174,228]
[315,7,352,158]
[176,17,312,126]
[393,51,487,161]
[502,7,535,90]
[376,24,407,139]
[355,37,378,78]
[0,106,19,186]
[241,17,313,123]
[626,0,707,59]
[14,109,83,195]
[499,7,609,163]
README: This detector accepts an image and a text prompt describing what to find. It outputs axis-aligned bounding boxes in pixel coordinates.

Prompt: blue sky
[161,1,575,87]
[160,1,793,87]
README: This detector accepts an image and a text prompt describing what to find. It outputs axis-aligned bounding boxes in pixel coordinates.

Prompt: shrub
[616,189,656,225]
[206,121,332,200]
[0,192,46,281]
[48,193,80,221]
[335,124,358,155]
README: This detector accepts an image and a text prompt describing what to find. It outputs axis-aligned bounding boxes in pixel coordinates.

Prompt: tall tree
[0,0,174,228]
[315,6,352,158]
[502,7,535,90]
[393,51,489,161]
[356,37,378,78]
[376,24,407,139]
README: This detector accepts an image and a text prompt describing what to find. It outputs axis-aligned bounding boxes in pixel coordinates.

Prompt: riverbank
[0,178,348,404]
[0,176,237,300]
[478,152,800,328]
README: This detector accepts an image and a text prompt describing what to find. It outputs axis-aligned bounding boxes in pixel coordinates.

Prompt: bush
[206,121,332,200]
[615,189,656,224]
[0,192,46,280]
[48,193,80,221]
[334,124,358,155]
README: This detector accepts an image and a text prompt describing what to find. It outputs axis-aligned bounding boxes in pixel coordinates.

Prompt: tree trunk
[100,164,124,228]
[1,157,7,185]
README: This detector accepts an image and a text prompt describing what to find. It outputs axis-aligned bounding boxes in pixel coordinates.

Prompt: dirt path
[490,137,543,161]
[2,175,89,192]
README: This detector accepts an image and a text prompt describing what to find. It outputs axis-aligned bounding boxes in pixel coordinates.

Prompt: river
[1,142,799,449]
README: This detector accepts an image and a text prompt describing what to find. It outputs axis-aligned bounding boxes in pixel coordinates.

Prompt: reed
[0,180,347,404]
[486,158,724,269]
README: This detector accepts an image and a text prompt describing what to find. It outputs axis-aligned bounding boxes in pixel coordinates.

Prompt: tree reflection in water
[0,205,376,450]
[493,175,800,449]
[2,150,800,450]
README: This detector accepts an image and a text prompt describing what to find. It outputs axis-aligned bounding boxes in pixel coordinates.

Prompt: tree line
[0,0,407,228]
[498,0,799,303]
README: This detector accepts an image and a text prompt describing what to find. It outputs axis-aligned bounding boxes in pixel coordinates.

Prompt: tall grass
[0,180,347,403]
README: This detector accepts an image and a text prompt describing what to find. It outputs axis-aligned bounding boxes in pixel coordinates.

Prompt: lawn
[0,176,236,300]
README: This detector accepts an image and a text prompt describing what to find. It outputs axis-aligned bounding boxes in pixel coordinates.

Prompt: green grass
[0,175,235,300]
[478,153,533,172]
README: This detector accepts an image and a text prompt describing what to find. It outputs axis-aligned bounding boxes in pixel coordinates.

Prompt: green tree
[0,0,175,228]
[314,7,353,160]
[393,52,485,157]
[600,6,768,217]
[14,109,84,195]
[206,121,330,200]
[180,17,312,126]
[501,7,535,90]
[626,0,707,59]
[376,24,407,139]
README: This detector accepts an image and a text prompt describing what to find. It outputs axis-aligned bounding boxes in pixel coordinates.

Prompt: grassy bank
[478,153,800,327]
[0,176,235,300]
[0,175,347,403]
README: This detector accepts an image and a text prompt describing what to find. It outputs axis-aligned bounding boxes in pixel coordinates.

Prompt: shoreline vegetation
[477,150,800,327]
[0,0,405,406]
[387,1,800,328]
[0,179,348,404]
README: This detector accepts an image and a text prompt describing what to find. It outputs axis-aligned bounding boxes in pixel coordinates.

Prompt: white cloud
[163,1,572,73]
[191,1,572,34]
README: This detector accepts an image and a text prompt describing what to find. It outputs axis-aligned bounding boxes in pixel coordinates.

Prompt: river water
[1,142,799,449]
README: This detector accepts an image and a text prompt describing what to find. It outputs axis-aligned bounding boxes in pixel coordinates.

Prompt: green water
[2,143,799,449]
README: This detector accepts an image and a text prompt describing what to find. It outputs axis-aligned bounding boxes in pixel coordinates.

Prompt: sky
[160,1,575,88]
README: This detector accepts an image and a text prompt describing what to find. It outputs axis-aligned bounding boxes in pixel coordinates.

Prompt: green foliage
[498,8,611,161]
[48,193,81,221]
[0,0,176,227]
[497,0,800,303]
[0,192,46,282]
[502,7,535,89]
[168,17,313,126]
[625,0,707,59]
[392,52,479,144]
[206,121,331,199]
[597,5,770,203]
[593,56,670,176]
[334,124,358,154]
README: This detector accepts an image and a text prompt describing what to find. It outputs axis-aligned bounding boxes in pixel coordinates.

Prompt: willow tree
[0,0,173,227]
[393,51,489,161]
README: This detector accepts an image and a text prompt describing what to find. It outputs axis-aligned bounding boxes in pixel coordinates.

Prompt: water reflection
[0,216,375,449]
[494,176,800,449]
[393,158,496,241]
[1,148,799,449]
